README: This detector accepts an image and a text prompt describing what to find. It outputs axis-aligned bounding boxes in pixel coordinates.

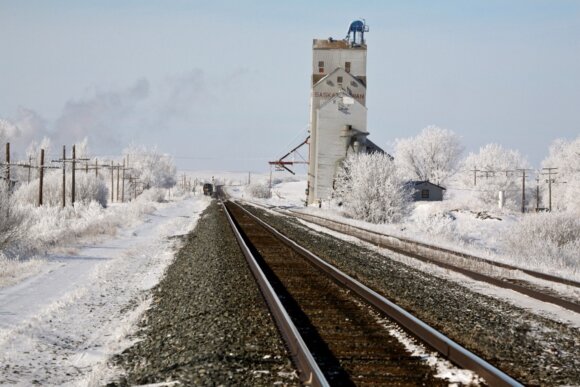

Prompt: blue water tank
[349,20,365,33]
[346,19,368,45]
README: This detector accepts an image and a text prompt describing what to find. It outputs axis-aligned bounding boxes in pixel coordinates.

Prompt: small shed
[410,181,446,201]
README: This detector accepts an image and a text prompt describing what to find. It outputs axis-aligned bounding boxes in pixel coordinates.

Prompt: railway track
[223,200,522,386]
[239,200,579,314]
[280,209,580,314]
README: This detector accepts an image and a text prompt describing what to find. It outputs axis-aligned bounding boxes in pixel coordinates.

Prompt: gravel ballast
[112,202,298,386]
[244,205,580,386]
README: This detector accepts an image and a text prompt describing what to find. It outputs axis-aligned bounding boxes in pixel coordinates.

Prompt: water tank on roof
[346,19,369,46]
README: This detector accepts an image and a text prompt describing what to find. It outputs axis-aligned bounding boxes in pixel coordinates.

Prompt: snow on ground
[0,194,210,386]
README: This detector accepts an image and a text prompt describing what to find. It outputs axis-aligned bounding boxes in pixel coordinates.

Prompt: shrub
[503,212,580,271]
[0,185,27,250]
[246,182,271,199]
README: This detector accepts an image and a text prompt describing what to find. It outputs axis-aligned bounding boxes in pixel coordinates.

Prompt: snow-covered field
[0,192,210,385]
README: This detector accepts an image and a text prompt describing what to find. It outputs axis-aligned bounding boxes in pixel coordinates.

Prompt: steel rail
[221,201,329,387]
[277,209,580,314]
[284,209,580,289]
[231,201,523,387]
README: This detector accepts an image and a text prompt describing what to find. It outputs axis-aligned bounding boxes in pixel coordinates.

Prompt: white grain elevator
[307,20,376,205]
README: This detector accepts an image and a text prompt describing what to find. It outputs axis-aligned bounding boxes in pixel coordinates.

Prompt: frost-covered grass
[503,212,580,275]
[0,187,183,288]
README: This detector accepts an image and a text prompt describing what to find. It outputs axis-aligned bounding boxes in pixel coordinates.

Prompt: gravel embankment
[245,205,580,387]
[111,202,298,386]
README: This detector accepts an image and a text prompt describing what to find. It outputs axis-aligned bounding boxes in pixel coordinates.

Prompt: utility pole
[62,146,66,207]
[52,145,87,206]
[121,160,126,202]
[38,149,44,206]
[111,160,114,202]
[470,168,480,186]
[5,142,9,185]
[72,145,76,204]
[18,156,34,184]
[516,169,530,213]
[542,167,558,212]
[116,162,120,202]
[535,175,540,212]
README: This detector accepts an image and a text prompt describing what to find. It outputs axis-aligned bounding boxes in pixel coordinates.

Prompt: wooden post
[5,142,10,185]
[116,163,120,202]
[521,170,525,213]
[72,145,76,204]
[38,149,44,207]
[62,145,66,208]
[535,177,539,212]
[121,160,125,202]
[542,167,557,212]
[85,161,88,174]
[27,156,32,184]
[516,169,529,213]
[95,159,98,178]
[111,160,114,202]
[548,174,552,211]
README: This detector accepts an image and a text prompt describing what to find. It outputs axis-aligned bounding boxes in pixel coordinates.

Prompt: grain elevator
[307,20,380,205]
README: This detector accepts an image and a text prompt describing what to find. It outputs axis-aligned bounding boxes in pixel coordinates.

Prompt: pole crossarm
[268,136,310,175]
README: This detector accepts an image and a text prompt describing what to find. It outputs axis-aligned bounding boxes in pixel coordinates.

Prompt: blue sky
[1,0,579,171]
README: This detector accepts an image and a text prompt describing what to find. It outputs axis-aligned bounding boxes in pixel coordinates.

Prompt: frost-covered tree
[334,152,412,224]
[394,125,463,185]
[123,145,177,189]
[461,143,530,210]
[541,136,580,214]
[26,136,52,163]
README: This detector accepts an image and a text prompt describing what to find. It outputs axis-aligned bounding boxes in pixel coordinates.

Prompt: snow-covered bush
[123,145,177,189]
[541,136,580,214]
[13,170,108,207]
[411,204,458,240]
[395,125,463,185]
[503,212,580,272]
[334,153,412,223]
[136,187,167,203]
[0,185,27,250]
[460,143,531,211]
[271,175,300,186]
[246,182,271,199]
